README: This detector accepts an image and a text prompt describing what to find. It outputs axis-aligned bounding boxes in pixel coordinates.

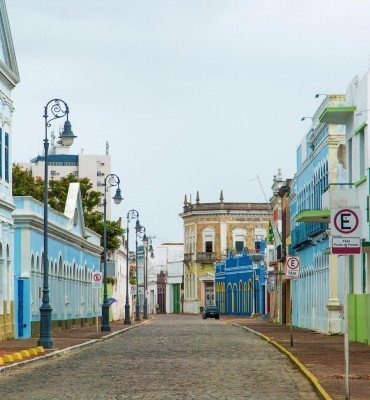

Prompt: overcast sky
[7,0,370,243]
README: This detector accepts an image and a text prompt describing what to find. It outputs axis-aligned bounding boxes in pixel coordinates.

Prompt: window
[348,138,352,183]
[205,241,213,253]
[51,170,57,176]
[359,132,365,178]
[235,241,244,253]
[5,133,9,182]
[0,127,2,178]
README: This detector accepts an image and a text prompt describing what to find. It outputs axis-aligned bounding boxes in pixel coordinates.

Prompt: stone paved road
[0,315,319,400]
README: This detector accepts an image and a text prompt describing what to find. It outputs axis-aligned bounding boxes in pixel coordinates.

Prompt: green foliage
[12,164,123,253]
[129,277,136,285]
[107,276,117,285]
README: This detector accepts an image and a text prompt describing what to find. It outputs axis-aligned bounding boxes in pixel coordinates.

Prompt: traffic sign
[285,257,300,279]
[92,272,103,288]
[130,285,137,294]
[331,208,361,255]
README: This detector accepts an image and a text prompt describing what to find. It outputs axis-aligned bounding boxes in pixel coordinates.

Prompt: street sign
[331,237,362,255]
[92,272,103,288]
[130,285,137,294]
[285,256,300,279]
[331,208,361,255]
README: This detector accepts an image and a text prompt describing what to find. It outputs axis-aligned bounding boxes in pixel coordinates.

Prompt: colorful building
[290,96,346,334]
[0,0,20,340]
[320,73,370,343]
[215,243,266,316]
[13,183,102,338]
[180,191,270,314]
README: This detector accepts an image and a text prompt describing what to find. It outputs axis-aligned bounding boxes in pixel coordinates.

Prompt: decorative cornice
[13,213,103,256]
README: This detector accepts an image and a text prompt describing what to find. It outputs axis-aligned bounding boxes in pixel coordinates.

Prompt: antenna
[51,130,56,149]
[106,141,109,155]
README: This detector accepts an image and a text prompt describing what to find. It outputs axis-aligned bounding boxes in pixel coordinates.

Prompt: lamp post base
[101,303,111,332]
[143,298,148,320]
[135,304,141,322]
[38,305,53,349]
[124,303,131,325]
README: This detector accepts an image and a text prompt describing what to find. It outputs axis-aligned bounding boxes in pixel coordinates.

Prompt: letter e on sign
[332,208,360,236]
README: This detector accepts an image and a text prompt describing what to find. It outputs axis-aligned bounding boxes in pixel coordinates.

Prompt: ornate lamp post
[124,209,140,325]
[38,99,76,349]
[135,220,144,321]
[101,174,123,332]
[142,233,154,319]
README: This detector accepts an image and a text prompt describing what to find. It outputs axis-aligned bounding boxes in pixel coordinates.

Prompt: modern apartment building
[19,141,111,217]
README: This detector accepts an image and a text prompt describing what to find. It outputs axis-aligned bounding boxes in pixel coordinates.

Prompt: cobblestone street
[0,315,318,400]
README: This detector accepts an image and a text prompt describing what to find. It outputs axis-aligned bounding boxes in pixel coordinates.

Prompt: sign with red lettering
[285,257,300,279]
[331,208,361,255]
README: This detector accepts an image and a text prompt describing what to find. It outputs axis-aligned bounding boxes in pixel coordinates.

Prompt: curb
[0,321,147,375]
[228,322,332,400]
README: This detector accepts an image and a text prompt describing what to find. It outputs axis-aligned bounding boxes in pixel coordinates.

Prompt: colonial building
[147,243,183,314]
[290,96,346,334]
[215,242,266,316]
[180,192,270,314]
[319,73,370,343]
[13,183,102,338]
[0,0,20,340]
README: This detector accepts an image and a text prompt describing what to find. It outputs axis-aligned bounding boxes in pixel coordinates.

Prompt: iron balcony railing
[196,252,216,263]
[291,222,328,249]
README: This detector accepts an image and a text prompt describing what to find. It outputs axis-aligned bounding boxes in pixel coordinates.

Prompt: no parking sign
[92,272,103,288]
[285,257,300,279]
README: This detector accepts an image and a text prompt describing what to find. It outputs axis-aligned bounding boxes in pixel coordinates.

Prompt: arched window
[202,227,215,253]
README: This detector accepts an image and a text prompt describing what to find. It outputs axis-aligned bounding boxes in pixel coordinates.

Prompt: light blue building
[290,105,346,334]
[0,0,20,340]
[13,183,103,338]
[215,243,266,316]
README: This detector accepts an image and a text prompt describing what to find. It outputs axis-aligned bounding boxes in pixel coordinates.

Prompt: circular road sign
[334,209,359,235]
[93,273,102,282]
[287,257,300,270]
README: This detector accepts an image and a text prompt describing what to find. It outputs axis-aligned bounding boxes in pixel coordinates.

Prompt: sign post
[285,257,300,347]
[331,207,361,400]
[92,272,103,334]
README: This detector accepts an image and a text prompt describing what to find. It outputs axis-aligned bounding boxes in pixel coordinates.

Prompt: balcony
[295,209,330,223]
[196,252,216,263]
[184,253,193,262]
[318,94,355,124]
[291,222,328,249]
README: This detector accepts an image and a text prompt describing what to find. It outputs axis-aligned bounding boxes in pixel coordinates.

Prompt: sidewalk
[224,316,370,400]
[0,319,143,365]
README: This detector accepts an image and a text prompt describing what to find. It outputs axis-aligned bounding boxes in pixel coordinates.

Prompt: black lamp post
[142,233,154,319]
[38,99,76,349]
[101,174,123,332]
[135,220,144,321]
[124,209,139,325]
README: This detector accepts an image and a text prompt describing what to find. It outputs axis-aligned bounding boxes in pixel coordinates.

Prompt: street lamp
[142,233,155,319]
[249,253,264,316]
[124,209,139,325]
[101,174,123,332]
[135,219,144,321]
[38,99,76,349]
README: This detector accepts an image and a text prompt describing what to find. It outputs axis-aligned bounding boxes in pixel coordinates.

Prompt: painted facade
[13,183,102,338]
[290,97,346,334]
[215,243,266,316]
[320,74,370,343]
[0,0,20,340]
[181,192,270,314]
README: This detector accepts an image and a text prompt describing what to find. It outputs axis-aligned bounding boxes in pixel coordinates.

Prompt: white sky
[7,0,370,243]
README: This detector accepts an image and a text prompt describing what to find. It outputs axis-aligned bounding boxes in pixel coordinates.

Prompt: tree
[12,164,123,253]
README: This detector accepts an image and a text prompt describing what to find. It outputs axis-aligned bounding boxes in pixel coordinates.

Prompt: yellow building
[180,191,271,314]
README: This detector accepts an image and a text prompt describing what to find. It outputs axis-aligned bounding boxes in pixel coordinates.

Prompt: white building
[107,244,130,321]
[0,0,20,340]
[19,141,112,218]
[147,243,184,314]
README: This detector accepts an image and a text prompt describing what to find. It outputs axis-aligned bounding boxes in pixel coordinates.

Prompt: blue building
[215,243,266,316]
[290,104,346,334]
[13,183,103,338]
